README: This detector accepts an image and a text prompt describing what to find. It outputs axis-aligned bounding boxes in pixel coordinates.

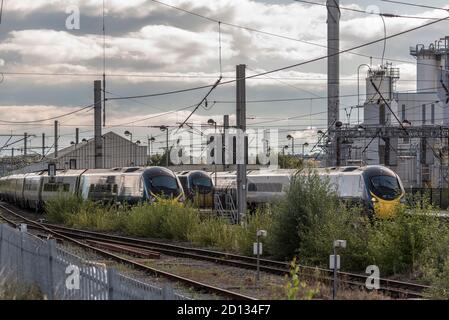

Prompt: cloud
[0,0,447,157]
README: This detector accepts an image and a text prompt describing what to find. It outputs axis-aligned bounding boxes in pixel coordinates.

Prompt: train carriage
[40,170,85,205]
[177,170,214,209]
[0,166,184,211]
[23,172,44,210]
[214,165,405,218]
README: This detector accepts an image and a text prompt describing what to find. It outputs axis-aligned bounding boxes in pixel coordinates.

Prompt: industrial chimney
[327,0,340,166]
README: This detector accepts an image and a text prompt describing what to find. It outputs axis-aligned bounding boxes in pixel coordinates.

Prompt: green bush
[187,217,236,249]
[268,169,449,292]
[235,210,274,255]
[44,193,83,223]
[117,200,201,241]
[269,170,362,263]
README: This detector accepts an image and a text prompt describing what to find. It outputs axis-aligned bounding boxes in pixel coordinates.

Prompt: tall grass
[44,178,449,297]
[268,169,449,297]
[44,196,273,254]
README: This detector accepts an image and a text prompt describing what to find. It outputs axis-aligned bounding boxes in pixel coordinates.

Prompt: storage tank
[414,44,442,93]
[365,66,399,103]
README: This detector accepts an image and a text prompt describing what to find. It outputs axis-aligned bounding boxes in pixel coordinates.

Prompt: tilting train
[176,170,215,209]
[0,166,185,211]
[0,164,404,217]
[213,165,405,218]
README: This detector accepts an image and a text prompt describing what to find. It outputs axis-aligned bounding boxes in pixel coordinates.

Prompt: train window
[89,184,118,194]
[43,183,70,192]
[151,176,178,190]
[192,177,212,188]
[370,176,401,200]
[248,183,283,192]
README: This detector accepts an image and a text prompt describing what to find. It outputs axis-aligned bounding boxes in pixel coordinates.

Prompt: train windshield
[146,175,181,198]
[192,177,212,188]
[370,175,401,200]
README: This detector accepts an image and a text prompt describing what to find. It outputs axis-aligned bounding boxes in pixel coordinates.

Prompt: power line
[214,84,445,104]
[149,0,438,66]
[105,104,198,128]
[0,105,94,124]
[295,0,444,19]
[381,1,449,12]
[105,83,219,100]
[106,14,449,101]
[177,77,222,129]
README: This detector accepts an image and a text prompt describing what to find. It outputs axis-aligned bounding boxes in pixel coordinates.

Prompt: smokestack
[327,0,340,166]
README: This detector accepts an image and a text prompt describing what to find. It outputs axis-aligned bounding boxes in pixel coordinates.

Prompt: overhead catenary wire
[381,1,449,12]
[0,105,94,124]
[0,1,445,84]
[149,0,441,66]
[177,77,222,130]
[105,14,449,101]
[295,0,445,19]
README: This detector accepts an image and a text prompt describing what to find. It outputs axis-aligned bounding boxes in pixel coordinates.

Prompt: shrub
[235,210,274,255]
[269,169,348,260]
[123,200,200,241]
[44,193,83,223]
[187,217,236,249]
[363,200,447,277]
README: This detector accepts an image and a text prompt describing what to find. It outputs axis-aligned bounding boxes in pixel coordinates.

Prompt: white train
[213,165,405,218]
[0,166,185,211]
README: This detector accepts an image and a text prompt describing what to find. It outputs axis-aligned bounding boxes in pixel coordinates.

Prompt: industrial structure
[6,132,147,174]
[332,38,449,190]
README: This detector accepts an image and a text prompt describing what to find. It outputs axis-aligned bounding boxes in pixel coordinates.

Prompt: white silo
[412,44,442,93]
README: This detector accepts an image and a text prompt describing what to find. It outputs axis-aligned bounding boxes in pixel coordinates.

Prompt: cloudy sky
[0,0,448,156]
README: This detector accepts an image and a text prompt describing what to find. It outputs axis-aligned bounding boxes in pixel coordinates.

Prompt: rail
[0,202,431,299]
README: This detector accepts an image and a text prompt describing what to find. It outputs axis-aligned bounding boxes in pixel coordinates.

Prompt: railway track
[0,202,431,299]
[0,203,256,300]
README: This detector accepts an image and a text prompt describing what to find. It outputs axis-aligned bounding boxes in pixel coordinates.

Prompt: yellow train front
[316,165,405,218]
[176,170,214,209]
[361,165,405,218]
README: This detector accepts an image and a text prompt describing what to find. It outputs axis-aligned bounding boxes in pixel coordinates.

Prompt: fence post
[107,267,115,300]
[19,225,26,282]
[47,239,57,300]
[162,285,174,300]
[0,224,3,267]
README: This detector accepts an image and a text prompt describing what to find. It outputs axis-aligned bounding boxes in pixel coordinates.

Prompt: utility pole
[223,115,229,168]
[42,133,45,157]
[24,132,28,156]
[94,80,103,169]
[76,128,79,145]
[54,121,59,158]
[165,129,169,167]
[236,64,247,224]
[327,0,340,166]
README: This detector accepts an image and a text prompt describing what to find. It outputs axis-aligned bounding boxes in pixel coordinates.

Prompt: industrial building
[341,37,449,190]
[8,132,148,174]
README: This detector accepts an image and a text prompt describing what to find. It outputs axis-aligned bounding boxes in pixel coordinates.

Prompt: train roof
[212,165,399,178]
[176,170,210,177]
[142,166,177,176]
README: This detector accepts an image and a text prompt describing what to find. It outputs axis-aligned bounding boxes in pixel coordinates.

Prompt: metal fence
[0,223,190,300]
[405,188,449,210]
